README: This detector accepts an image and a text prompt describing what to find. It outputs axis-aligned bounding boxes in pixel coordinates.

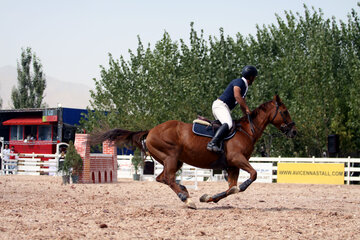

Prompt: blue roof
[62,108,88,126]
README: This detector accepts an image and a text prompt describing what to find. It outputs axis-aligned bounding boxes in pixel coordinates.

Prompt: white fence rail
[1,149,359,185]
[117,155,134,178]
[1,153,60,176]
[117,155,360,185]
[2,155,18,174]
[0,143,68,176]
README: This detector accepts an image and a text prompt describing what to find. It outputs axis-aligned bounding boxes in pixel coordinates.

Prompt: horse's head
[270,95,297,138]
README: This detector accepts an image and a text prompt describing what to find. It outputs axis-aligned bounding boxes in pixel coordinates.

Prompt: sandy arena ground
[0,175,359,240]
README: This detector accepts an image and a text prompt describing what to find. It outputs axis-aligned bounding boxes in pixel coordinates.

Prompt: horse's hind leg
[148,156,166,184]
[175,161,189,195]
[156,171,166,184]
[147,144,195,209]
[155,159,188,195]
[200,167,240,203]
[163,157,196,209]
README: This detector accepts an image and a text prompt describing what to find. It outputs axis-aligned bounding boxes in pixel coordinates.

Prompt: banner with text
[277,163,344,185]
[238,163,273,183]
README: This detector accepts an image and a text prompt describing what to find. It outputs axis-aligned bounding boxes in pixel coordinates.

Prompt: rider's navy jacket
[218,77,248,110]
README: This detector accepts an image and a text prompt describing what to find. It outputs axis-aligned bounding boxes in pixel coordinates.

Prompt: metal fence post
[347,156,351,185]
[0,137,3,175]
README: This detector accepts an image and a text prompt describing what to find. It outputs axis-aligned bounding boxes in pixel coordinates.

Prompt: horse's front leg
[228,154,257,192]
[237,157,257,192]
[200,155,257,203]
[200,167,240,203]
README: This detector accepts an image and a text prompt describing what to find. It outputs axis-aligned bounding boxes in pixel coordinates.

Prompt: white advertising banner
[238,163,273,183]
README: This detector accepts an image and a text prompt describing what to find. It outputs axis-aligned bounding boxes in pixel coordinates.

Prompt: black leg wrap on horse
[239,179,253,192]
[178,192,188,202]
[212,191,227,203]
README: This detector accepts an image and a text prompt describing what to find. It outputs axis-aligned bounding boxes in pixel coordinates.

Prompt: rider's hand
[246,108,251,115]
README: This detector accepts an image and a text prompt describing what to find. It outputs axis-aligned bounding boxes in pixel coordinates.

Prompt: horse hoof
[200,194,211,202]
[228,186,240,195]
[185,198,197,209]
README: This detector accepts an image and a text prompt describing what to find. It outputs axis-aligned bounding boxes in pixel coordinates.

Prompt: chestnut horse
[91,95,297,209]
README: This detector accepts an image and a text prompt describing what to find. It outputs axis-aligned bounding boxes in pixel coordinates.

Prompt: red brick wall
[103,140,118,182]
[74,134,117,184]
[75,134,91,183]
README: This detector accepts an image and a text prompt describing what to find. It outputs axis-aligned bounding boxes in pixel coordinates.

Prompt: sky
[0,0,358,88]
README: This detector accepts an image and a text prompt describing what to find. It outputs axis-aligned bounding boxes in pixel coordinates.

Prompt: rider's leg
[207,99,232,153]
[207,123,229,152]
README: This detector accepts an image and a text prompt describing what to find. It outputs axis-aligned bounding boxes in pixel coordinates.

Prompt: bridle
[237,101,295,140]
[270,102,295,134]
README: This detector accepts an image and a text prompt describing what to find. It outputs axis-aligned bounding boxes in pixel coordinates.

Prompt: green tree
[64,141,83,174]
[84,4,360,157]
[12,47,47,108]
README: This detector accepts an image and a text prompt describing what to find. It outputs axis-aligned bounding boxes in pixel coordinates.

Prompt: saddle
[192,116,237,140]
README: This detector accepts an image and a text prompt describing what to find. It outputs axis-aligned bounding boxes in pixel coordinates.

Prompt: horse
[91,95,297,209]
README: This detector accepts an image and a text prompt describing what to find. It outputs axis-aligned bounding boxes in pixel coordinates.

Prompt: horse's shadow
[198,205,235,211]
[197,205,310,212]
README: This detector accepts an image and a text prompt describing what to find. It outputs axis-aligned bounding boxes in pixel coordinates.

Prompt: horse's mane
[235,100,273,123]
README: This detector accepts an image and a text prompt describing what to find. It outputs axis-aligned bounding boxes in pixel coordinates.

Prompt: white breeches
[211,99,233,129]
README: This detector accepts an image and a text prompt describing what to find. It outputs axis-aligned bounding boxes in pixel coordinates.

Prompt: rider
[207,65,258,153]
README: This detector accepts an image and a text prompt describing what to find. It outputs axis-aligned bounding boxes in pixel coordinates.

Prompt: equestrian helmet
[242,65,258,79]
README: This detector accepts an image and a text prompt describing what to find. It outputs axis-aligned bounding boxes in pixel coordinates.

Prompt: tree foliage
[62,141,83,175]
[12,47,47,108]
[83,4,360,157]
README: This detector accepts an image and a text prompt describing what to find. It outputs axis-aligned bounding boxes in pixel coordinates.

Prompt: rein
[236,125,253,140]
[247,114,255,134]
[236,115,257,142]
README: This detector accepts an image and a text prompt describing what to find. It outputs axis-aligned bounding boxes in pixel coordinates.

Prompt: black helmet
[242,65,258,79]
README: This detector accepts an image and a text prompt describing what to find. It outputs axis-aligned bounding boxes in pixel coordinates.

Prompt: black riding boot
[207,123,229,153]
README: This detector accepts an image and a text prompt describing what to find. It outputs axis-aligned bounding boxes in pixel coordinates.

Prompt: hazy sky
[0,0,358,88]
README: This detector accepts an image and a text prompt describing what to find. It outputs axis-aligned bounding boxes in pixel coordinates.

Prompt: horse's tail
[90,128,149,152]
